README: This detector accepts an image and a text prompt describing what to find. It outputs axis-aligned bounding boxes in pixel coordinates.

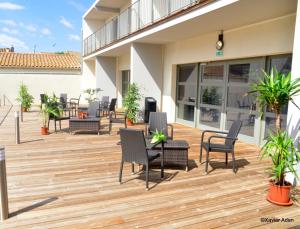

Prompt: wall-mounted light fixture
[216,31,224,50]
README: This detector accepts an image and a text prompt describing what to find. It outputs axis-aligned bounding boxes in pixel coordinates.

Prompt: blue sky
[0,0,94,53]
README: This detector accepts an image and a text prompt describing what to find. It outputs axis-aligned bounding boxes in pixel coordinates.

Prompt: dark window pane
[200,86,223,106]
[270,55,292,75]
[228,62,262,84]
[177,85,196,103]
[178,65,197,83]
[200,107,221,128]
[227,86,256,110]
[177,104,194,122]
[203,65,224,81]
[226,111,255,136]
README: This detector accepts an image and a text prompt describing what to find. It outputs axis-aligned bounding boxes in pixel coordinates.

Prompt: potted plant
[83,88,102,104]
[40,94,61,135]
[124,83,141,126]
[261,131,300,205]
[249,67,300,205]
[151,129,167,144]
[16,83,34,112]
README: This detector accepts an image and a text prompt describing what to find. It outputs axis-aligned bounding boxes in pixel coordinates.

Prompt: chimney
[10,45,14,53]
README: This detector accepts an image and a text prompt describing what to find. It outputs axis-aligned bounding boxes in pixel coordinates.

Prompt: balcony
[83,0,207,56]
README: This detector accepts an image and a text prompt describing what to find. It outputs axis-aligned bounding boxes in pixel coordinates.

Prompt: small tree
[249,67,300,188]
[16,83,34,110]
[124,83,141,123]
[249,67,300,131]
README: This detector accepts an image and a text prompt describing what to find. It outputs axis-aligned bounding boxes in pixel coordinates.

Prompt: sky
[0,0,94,53]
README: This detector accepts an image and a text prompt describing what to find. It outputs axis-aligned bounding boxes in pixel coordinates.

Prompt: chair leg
[232,151,236,173]
[225,153,228,165]
[119,160,124,183]
[54,120,57,133]
[146,164,149,190]
[205,150,209,174]
[200,145,203,163]
[131,163,134,174]
[59,121,61,130]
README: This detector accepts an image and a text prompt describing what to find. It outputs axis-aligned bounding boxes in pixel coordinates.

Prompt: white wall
[163,14,296,122]
[287,1,300,185]
[82,19,104,39]
[131,43,163,111]
[0,70,81,105]
[95,56,117,100]
[116,53,131,107]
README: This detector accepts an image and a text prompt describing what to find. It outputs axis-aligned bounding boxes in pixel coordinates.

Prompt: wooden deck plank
[0,107,299,228]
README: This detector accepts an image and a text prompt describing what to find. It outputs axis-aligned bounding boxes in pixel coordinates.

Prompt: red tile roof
[0,52,81,70]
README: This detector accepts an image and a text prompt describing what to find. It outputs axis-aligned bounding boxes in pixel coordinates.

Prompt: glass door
[176,64,198,126]
[198,63,225,130]
[121,70,130,105]
[225,59,264,143]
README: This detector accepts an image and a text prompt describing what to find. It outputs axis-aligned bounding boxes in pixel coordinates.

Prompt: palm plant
[124,83,141,123]
[249,67,300,193]
[41,94,61,128]
[16,83,34,110]
[249,67,300,130]
[261,131,300,186]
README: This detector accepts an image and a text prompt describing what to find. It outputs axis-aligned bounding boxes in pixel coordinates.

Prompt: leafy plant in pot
[16,83,34,112]
[124,83,141,126]
[40,94,61,135]
[249,67,300,205]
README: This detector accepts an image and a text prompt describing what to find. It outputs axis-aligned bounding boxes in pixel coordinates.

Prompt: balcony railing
[84,0,202,56]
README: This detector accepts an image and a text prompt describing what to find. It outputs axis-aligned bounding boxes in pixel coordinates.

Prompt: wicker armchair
[145,112,173,140]
[200,120,242,174]
[119,128,163,190]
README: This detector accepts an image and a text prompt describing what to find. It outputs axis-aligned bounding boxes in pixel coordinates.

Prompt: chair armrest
[167,124,174,139]
[201,130,228,144]
[208,135,238,145]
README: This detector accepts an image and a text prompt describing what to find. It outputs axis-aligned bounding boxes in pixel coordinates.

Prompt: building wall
[163,14,296,122]
[131,43,163,111]
[0,70,81,105]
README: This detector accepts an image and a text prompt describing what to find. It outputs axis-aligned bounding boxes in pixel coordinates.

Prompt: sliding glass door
[175,55,291,145]
[198,63,225,130]
[176,64,198,125]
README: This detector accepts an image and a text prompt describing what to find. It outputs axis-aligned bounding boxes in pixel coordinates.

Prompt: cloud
[68,34,80,41]
[0,2,24,10]
[0,19,17,26]
[2,27,18,35]
[19,22,37,32]
[68,0,85,12]
[0,33,28,50]
[41,28,51,35]
[60,16,73,29]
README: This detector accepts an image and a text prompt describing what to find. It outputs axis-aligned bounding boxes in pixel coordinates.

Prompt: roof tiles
[0,52,81,70]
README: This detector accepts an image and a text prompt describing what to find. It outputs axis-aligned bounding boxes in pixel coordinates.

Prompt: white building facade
[82,0,300,146]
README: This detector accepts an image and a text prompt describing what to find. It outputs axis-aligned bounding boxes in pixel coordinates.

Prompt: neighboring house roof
[0,52,81,70]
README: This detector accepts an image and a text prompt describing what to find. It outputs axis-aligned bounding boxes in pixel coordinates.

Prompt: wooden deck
[0,107,299,228]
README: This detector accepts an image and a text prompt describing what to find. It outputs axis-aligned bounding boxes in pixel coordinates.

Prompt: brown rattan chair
[200,120,242,174]
[119,128,163,190]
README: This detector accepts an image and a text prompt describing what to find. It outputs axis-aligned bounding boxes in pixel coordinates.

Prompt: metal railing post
[3,95,5,106]
[20,104,23,122]
[15,111,20,144]
[0,146,9,221]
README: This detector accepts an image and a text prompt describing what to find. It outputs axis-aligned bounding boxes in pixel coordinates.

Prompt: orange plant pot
[267,181,293,206]
[40,127,49,135]
[127,119,134,126]
[78,112,88,119]
[22,107,28,112]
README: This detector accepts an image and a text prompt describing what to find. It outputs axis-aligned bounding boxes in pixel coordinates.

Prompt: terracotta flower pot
[40,127,49,135]
[22,107,28,112]
[267,181,293,206]
[127,119,134,126]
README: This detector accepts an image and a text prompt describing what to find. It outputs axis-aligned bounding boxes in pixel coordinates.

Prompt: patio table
[69,117,101,135]
[146,139,189,171]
